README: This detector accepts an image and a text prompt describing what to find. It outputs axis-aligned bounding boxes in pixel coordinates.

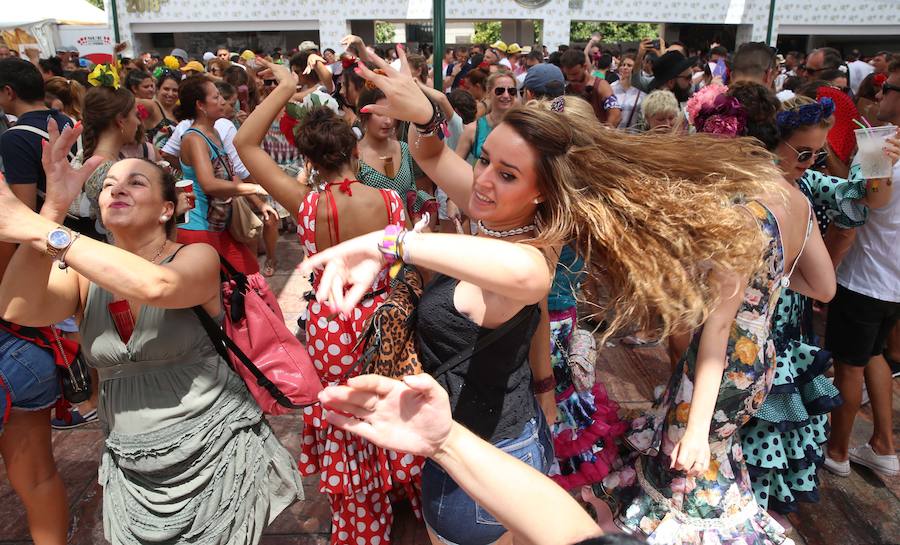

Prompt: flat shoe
[823,455,850,477]
[849,444,899,478]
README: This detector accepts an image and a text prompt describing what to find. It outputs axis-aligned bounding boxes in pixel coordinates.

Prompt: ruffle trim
[554,382,629,458]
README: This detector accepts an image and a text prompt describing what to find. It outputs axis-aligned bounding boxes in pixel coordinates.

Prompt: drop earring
[160,215,169,223]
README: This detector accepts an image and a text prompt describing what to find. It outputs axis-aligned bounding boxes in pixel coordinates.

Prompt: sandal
[263,260,277,277]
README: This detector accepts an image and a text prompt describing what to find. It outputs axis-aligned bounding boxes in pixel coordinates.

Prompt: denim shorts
[422,408,554,545]
[0,329,60,435]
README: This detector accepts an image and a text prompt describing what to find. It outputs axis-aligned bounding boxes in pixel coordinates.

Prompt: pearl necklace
[476,221,536,238]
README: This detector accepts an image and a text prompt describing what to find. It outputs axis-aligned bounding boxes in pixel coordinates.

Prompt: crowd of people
[0,30,898,545]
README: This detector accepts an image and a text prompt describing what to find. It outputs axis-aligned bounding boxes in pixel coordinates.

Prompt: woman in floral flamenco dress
[547,245,629,491]
[596,194,835,544]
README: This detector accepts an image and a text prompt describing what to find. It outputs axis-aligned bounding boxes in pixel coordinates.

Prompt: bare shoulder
[167,243,219,268]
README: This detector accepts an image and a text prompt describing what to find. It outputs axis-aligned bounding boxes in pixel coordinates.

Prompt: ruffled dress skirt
[98,357,303,545]
[548,307,628,490]
[740,289,842,513]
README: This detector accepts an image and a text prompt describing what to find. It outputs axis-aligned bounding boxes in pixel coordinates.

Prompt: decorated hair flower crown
[694,94,748,138]
[87,64,120,89]
[776,97,835,129]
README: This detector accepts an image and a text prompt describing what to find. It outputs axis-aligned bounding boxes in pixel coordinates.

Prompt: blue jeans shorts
[0,330,60,436]
[422,408,555,545]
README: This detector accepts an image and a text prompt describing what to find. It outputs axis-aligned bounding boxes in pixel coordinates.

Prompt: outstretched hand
[351,44,434,125]
[255,57,298,87]
[298,230,385,316]
[41,118,105,215]
[319,374,453,457]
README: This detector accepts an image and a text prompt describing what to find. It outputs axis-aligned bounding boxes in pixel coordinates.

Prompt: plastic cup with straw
[853,118,895,181]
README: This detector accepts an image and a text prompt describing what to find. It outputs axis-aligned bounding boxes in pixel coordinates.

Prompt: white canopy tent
[1,0,107,57]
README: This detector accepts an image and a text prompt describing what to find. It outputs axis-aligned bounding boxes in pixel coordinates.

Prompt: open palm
[41,118,105,214]
[319,374,452,457]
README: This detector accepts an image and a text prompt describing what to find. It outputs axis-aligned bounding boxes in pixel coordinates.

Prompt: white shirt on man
[848,60,875,95]
[837,159,900,302]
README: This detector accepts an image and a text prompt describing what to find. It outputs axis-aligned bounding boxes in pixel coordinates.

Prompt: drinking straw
[861,116,873,128]
[852,119,869,131]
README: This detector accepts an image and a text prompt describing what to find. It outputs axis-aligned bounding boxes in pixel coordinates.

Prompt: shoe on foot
[823,455,851,477]
[849,444,899,478]
[51,407,97,430]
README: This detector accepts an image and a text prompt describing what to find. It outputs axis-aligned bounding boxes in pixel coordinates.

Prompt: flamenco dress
[741,166,867,513]
[296,181,424,545]
[547,246,629,490]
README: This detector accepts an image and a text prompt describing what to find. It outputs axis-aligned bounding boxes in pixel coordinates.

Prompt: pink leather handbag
[194,258,323,414]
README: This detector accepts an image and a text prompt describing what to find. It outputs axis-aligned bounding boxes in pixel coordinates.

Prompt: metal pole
[108,0,121,44]
[432,0,445,90]
[765,0,777,46]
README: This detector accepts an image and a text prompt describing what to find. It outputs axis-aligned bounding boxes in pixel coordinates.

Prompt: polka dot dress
[297,189,423,545]
[739,167,864,514]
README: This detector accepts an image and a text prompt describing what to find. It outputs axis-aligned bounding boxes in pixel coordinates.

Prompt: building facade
[111,0,900,58]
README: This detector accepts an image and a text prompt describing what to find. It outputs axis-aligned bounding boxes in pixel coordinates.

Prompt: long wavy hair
[82,86,136,159]
[504,95,783,339]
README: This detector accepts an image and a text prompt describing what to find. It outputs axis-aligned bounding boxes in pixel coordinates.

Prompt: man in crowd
[707,45,728,73]
[523,62,565,100]
[804,46,843,82]
[730,42,777,87]
[847,48,875,95]
[560,49,621,127]
[516,49,545,88]
[216,47,230,62]
[648,50,694,104]
[489,40,513,69]
[825,58,900,481]
[444,46,473,91]
[872,51,895,75]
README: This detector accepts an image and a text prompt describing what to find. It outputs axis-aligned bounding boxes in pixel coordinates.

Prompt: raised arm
[319,374,601,545]
[234,58,310,220]
[353,46,475,215]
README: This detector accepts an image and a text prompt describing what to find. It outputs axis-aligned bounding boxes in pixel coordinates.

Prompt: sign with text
[58,26,113,65]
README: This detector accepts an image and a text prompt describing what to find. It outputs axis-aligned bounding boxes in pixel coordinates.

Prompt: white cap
[202,52,215,62]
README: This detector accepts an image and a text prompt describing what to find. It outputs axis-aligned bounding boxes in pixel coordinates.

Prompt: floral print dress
[741,166,867,513]
[297,185,423,545]
[599,201,805,545]
[547,246,629,490]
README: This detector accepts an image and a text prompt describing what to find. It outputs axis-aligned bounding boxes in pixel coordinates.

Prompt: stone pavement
[0,233,898,544]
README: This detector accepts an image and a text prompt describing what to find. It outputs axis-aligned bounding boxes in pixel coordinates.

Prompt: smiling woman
[0,121,304,545]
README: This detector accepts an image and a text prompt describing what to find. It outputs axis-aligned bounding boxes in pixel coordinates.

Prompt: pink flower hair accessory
[685,83,728,126]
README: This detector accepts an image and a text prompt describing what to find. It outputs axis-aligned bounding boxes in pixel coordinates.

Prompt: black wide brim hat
[649,51,697,91]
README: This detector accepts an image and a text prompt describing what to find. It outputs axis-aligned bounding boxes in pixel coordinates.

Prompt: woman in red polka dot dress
[232,61,423,545]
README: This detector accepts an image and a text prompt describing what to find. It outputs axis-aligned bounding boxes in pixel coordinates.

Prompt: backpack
[6,124,90,219]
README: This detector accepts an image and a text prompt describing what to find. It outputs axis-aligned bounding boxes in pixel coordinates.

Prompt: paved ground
[0,233,898,544]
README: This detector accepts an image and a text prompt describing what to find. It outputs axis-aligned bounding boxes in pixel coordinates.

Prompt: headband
[776,97,835,129]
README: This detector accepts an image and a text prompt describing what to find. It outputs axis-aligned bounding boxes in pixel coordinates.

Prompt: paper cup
[854,125,895,179]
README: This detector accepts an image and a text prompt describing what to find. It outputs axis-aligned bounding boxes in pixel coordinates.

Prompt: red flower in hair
[136,103,150,121]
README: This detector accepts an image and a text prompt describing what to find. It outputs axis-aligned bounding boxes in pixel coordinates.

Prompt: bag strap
[324,186,341,244]
[185,127,233,180]
[625,89,641,128]
[8,124,81,163]
[191,305,308,409]
[431,304,534,378]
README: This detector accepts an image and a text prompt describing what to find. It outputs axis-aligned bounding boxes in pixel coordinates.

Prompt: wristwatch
[46,227,74,260]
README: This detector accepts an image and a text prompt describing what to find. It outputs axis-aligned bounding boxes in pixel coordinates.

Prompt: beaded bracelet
[413,97,447,137]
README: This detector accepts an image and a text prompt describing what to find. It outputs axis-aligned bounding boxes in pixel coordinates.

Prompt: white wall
[109,0,900,54]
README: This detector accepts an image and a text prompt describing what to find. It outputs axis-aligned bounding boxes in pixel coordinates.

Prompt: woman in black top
[302,46,785,545]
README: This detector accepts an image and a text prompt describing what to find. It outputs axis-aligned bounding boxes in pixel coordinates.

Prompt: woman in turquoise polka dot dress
[738,95,889,515]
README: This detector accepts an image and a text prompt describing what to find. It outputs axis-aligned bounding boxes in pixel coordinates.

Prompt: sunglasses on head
[494,86,518,96]
[785,141,828,164]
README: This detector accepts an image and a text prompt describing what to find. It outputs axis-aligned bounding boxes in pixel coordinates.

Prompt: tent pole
[109,0,121,44]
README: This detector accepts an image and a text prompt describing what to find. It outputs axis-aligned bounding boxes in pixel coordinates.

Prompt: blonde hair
[641,89,680,119]
[45,76,85,121]
[486,70,515,91]
[505,96,783,340]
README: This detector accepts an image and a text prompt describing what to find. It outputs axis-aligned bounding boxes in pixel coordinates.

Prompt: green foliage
[85,0,104,9]
[375,21,396,44]
[472,21,501,45]
[570,22,658,44]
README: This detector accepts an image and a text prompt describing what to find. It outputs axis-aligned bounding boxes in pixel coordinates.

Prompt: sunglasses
[494,86,518,96]
[883,82,900,95]
[784,141,828,164]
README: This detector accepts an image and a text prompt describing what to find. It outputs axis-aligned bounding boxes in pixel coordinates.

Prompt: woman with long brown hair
[300,48,834,545]
[44,76,85,122]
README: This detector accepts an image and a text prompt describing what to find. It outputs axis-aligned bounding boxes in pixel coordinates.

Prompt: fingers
[328,271,346,316]
[357,103,390,117]
[669,443,681,470]
[340,280,371,316]
[346,374,400,396]
[396,43,410,76]
[315,262,342,311]
[322,409,379,442]
[401,373,439,392]
[354,63,388,89]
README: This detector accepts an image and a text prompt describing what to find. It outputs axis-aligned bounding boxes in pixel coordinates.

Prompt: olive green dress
[81,257,303,545]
